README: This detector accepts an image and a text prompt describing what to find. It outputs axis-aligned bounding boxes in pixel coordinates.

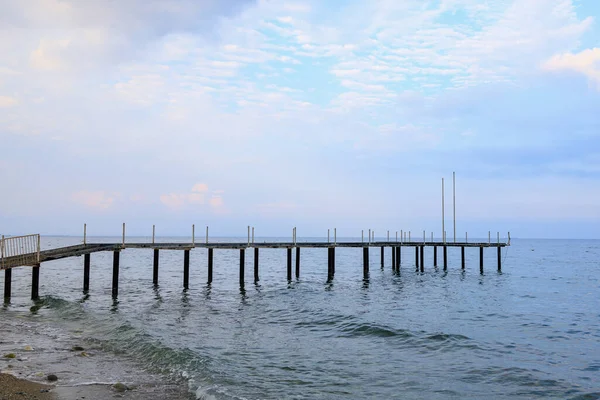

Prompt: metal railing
[0,234,41,269]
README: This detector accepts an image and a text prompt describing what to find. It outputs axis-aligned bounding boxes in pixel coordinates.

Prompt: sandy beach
[1,309,194,400]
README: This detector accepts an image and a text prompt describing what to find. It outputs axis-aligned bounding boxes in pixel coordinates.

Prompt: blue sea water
[1,237,599,399]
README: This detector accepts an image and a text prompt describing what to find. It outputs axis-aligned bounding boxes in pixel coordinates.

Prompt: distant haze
[1,0,599,239]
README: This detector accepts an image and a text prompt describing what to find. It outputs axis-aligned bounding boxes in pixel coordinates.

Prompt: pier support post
[461,246,465,270]
[207,248,213,284]
[4,268,11,300]
[327,248,335,280]
[391,246,396,271]
[254,247,259,282]
[415,247,419,271]
[287,248,292,281]
[433,246,437,267]
[363,247,369,279]
[183,249,190,289]
[153,249,159,285]
[332,247,335,276]
[239,249,245,287]
[31,264,40,300]
[112,250,120,298]
[381,246,384,269]
[84,253,91,292]
[480,247,484,274]
[420,246,424,272]
[443,246,448,271]
[295,247,300,279]
[497,247,502,272]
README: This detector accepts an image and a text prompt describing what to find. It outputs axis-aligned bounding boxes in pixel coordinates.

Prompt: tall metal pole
[442,178,445,244]
[453,171,456,243]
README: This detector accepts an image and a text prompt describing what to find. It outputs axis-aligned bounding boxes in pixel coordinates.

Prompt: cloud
[542,48,600,88]
[160,184,224,211]
[192,183,209,192]
[1,0,600,238]
[71,191,117,210]
[0,96,18,107]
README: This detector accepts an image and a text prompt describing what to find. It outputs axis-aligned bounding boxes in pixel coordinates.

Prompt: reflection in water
[110,298,119,313]
[239,287,248,306]
[79,293,90,304]
[203,284,212,301]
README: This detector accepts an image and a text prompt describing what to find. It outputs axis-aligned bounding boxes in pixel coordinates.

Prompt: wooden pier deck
[1,234,509,300]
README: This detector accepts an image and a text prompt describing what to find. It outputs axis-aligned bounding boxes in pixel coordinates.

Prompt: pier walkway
[1,231,509,300]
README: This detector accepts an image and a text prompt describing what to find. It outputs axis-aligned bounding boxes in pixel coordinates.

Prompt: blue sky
[1,0,600,239]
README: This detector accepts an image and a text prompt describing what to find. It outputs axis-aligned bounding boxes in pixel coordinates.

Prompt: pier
[0,226,510,301]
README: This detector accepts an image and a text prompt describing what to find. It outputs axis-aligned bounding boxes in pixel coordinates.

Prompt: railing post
[1,235,5,269]
[192,225,195,246]
[152,225,155,244]
[83,223,87,245]
[37,234,40,263]
[122,223,125,247]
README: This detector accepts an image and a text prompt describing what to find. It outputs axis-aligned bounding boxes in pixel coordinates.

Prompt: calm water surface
[1,237,599,399]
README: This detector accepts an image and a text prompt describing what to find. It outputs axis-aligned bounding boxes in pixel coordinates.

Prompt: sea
[1,236,599,399]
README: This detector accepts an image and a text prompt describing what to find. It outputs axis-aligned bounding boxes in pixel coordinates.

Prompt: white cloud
[542,48,600,88]
[71,191,117,210]
[160,184,225,211]
[192,183,209,192]
[0,96,18,107]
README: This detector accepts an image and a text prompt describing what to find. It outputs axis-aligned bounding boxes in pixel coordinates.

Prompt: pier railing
[0,234,41,269]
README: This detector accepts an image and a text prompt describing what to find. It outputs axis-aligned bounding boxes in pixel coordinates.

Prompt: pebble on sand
[113,382,129,392]
[46,374,58,382]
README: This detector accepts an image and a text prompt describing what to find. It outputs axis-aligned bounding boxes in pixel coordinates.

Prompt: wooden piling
[183,249,190,289]
[480,247,484,273]
[433,246,437,267]
[239,248,245,286]
[391,246,396,271]
[84,253,91,292]
[327,248,331,279]
[112,250,120,297]
[153,249,159,285]
[420,246,424,272]
[4,268,11,299]
[363,247,369,278]
[331,246,335,276]
[295,247,300,279]
[381,246,384,269]
[415,246,419,270]
[31,264,40,300]
[254,247,259,282]
[461,246,465,270]
[207,248,213,284]
[397,246,401,268]
[497,247,502,272]
[287,248,292,281]
[443,246,448,270]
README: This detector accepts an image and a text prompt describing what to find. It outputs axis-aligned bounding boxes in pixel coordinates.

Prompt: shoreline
[0,372,194,399]
[1,307,195,400]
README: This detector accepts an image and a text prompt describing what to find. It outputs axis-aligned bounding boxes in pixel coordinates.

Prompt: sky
[1,0,600,239]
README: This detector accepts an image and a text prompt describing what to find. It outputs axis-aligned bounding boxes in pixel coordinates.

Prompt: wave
[33,295,222,399]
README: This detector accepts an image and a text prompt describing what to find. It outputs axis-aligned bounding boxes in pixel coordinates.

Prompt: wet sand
[0,373,54,399]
